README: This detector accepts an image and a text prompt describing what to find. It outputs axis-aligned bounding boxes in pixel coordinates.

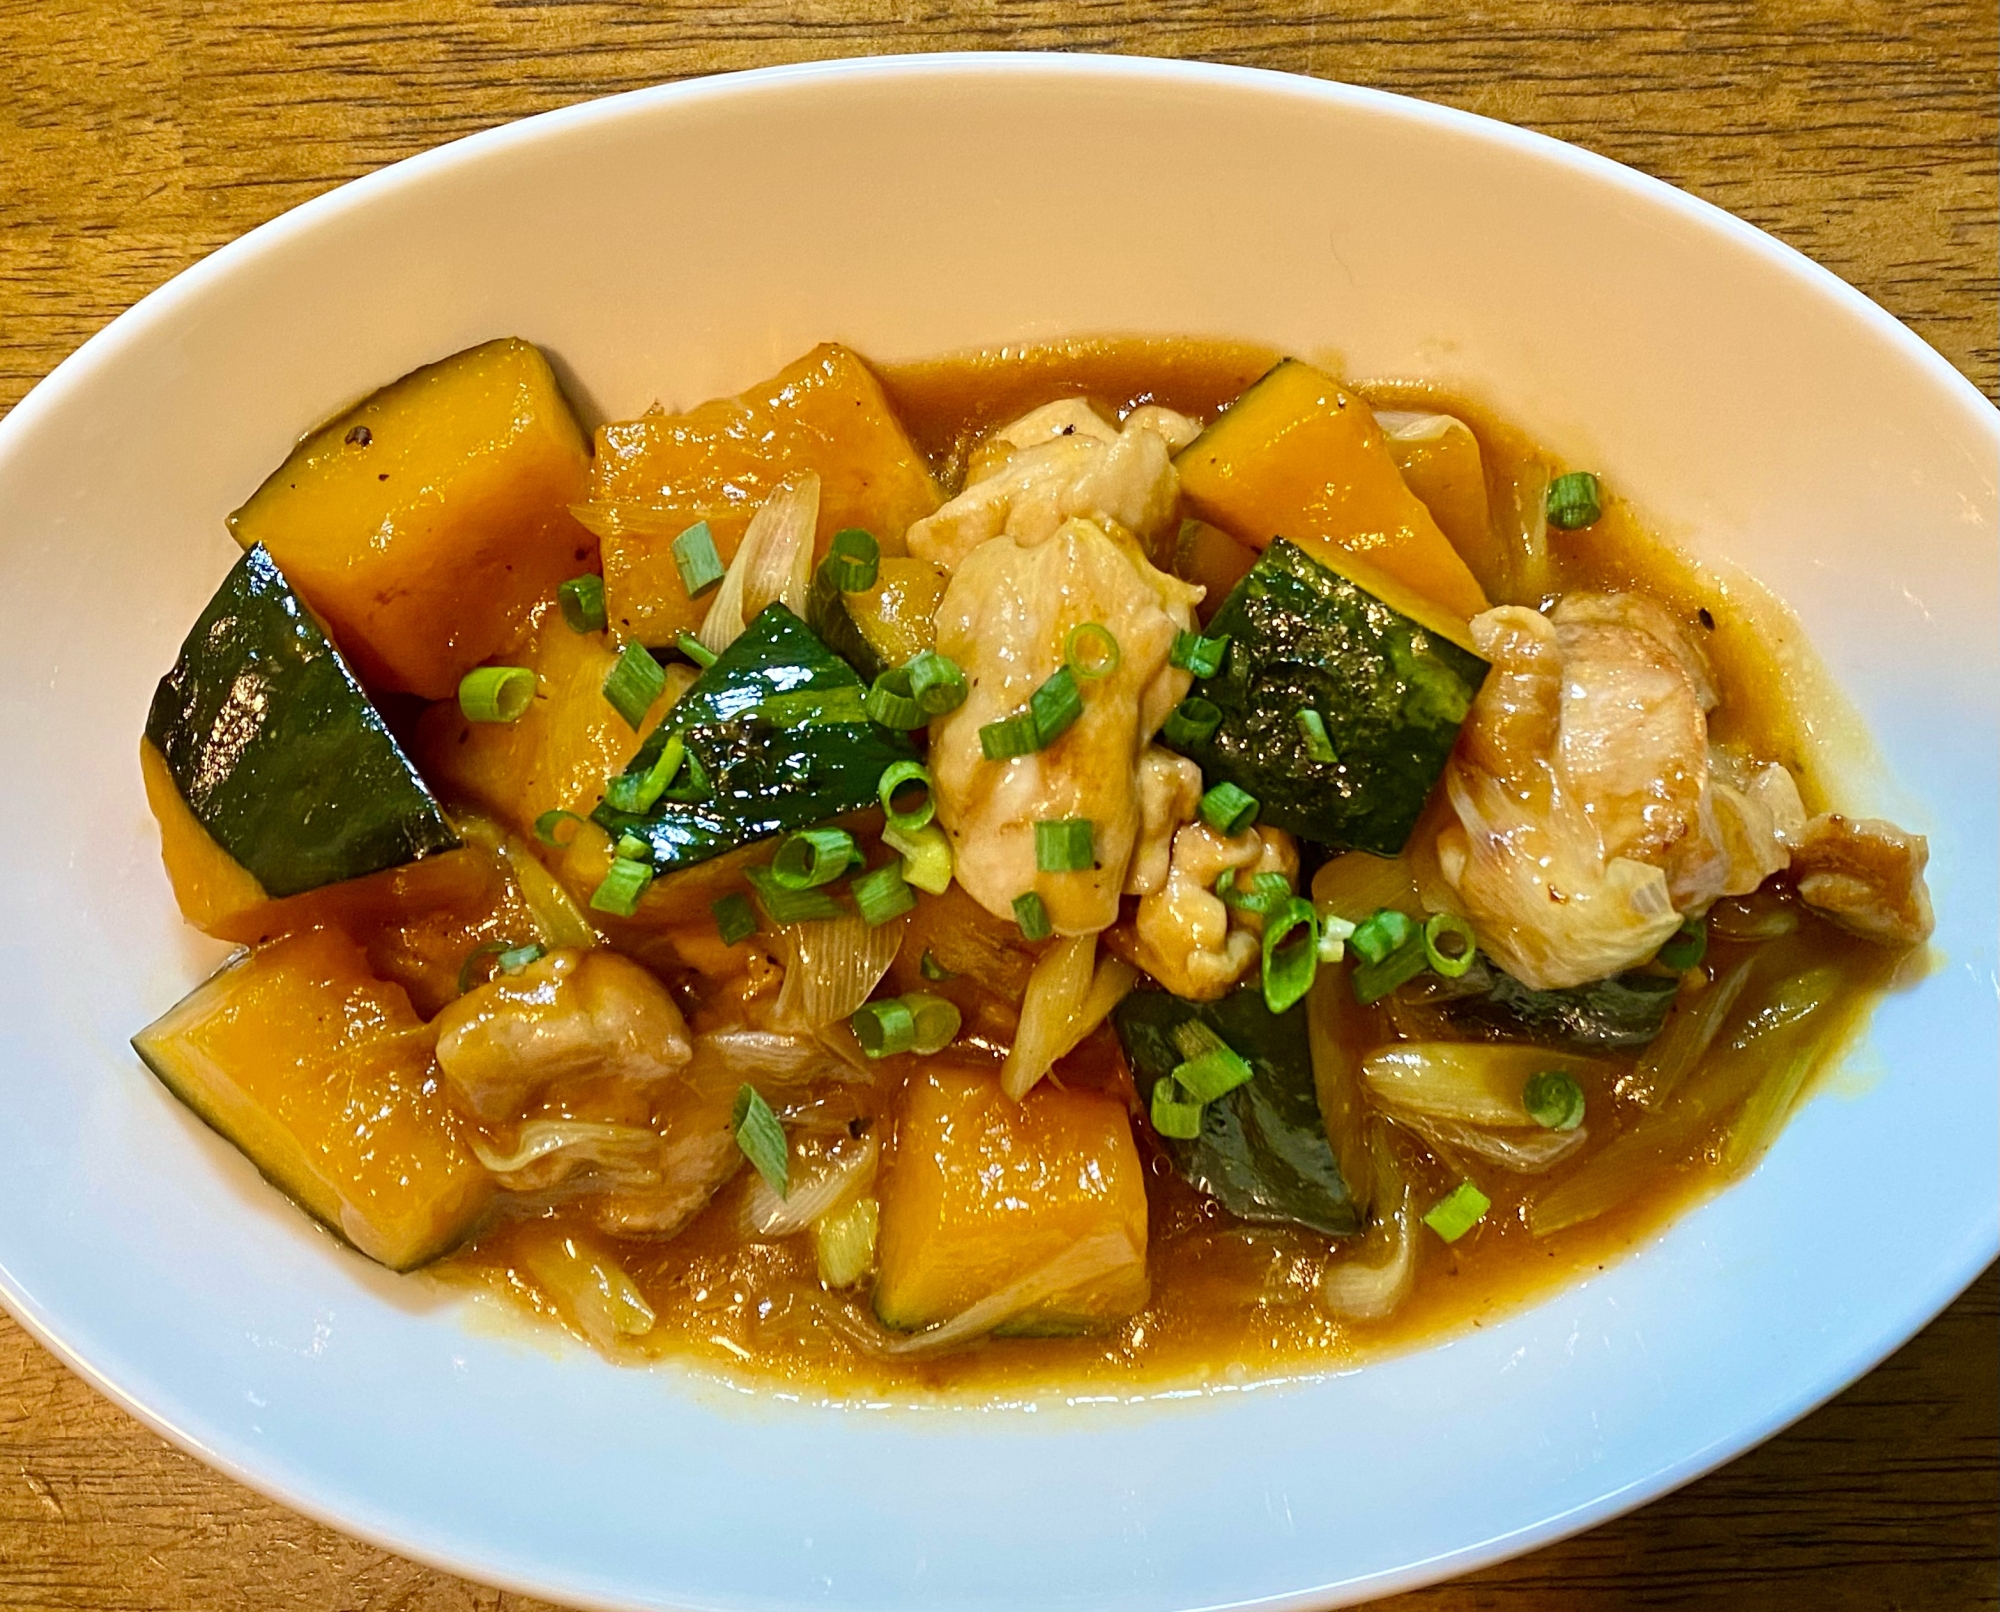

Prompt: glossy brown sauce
[433,338,1905,1399]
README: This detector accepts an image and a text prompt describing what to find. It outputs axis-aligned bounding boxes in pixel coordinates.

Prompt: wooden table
[2,3,1994,1607]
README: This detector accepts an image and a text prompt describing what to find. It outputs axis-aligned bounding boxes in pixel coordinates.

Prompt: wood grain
[0,2,1993,1607]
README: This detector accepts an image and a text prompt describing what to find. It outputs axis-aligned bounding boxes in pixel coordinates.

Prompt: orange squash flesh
[589,343,942,644]
[874,1067,1149,1335]
[1174,358,1490,630]
[228,337,596,700]
[132,928,492,1270]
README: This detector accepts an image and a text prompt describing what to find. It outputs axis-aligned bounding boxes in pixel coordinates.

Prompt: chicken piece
[585,1082,741,1238]
[1127,748,1203,898]
[1551,591,1718,711]
[1134,822,1298,1001]
[1788,814,1935,946]
[930,515,1199,934]
[907,409,1188,569]
[434,947,693,1124]
[1437,606,1685,990]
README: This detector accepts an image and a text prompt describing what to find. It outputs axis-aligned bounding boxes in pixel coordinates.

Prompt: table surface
[1,3,1995,1608]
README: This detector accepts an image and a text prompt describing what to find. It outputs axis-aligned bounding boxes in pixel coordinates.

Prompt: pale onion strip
[500,835,599,950]
[879,1229,1140,1357]
[737,1135,878,1240]
[1374,410,1459,444]
[1392,1110,1588,1174]
[516,1223,656,1347]
[1361,1042,1609,1128]
[567,501,690,541]
[1528,1106,1709,1237]
[1310,850,1421,925]
[1319,1133,1415,1322]
[697,471,821,654]
[1620,958,1753,1110]
[1510,461,1552,602]
[683,1028,856,1100]
[471,1120,661,1179]
[1000,934,1097,1100]
[771,912,906,1032]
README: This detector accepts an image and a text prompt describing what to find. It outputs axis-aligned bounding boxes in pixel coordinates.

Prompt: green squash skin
[1167,538,1489,857]
[595,603,916,872]
[144,545,459,898]
[805,565,891,684]
[1397,957,1682,1050]
[1113,984,1364,1238]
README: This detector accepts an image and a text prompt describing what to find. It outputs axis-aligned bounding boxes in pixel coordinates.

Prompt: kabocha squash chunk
[132,929,492,1270]
[144,545,459,901]
[1175,359,1490,632]
[588,344,942,644]
[229,337,595,699]
[874,1068,1149,1335]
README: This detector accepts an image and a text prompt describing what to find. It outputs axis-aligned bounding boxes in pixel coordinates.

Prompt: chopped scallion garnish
[1161,696,1223,748]
[1012,890,1053,941]
[1034,817,1095,873]
[1351,931,1429,1004]
[601,642,667,729]
[1169,630,1230,679]
[1198,781,1259,837]
[904,993,962,1055]
[1348,908,1415,966]
[1317,912,1356,963]
[744,865,845,925]
[851,997,916,1058]
[1171,1034,1254,1103]
[852,860,917,927]
[712,891,759,947]
[771,826,858,890]
[1423,1181,1491,1243]
[1261,897,1322,1013]
[602,733,686,816]
[919,949,955,982]
[1296,707,1338,764]
[877,760,936,832]
[884,820,953,894]
[615,830,652,862]
[457,665,536,724]
[671,520,726,597]
[979,712,1040,761]
[906,649,967,715]
[455,940,544,996]
[731,1084,789,1195]
[1523,1070,1586,1132]
[826,528,880,592]
[1150,1075,1205,1140]
[864,666,926,730]
[1029,666,1084,745]
[534,808,586,849]
[589,856,654,917]
[1545,471,1603,531]
[1422,912,1477,979]
[1657,915,1707,972]
[558,574,607,634]
[1217,869,1292,917]
[1065,621,1121,681]
[674,630,717,669]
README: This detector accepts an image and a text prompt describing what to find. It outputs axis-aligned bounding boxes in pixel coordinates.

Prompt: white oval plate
[0,54,1992,1612]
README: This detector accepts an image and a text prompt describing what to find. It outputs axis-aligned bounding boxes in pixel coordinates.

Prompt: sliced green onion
[675,630,717,669]
[1524,1070,1587,1132]
[603,733,686,816]
[615,830,652,862]
[1169,630,1230,679]
[904,993,962,1055]
[1161,696,1223,748]
[1546,472,1603,531]
[852,861,917,927]
[558,574,607,634]
[731,1084,789,1195]
[455,942,507,995]
[919,949,955,982]
[979,712,1040,761]
[771,827,858,890]
[1218,869,1293,917]
[1065,622,1121,681]
[826,528,880,592]
[534,809,586,849]
[851,997,916,1058]
[1423,1181,1491,1243]
[1199,781,1259,837]
[745,865,844,925]
[1171,1019,1231,1061]
[498,942,543,973]
[1150,1076,1205,1140]
[1317,912,1356,963]
[1030,666,1084,745]
[1013,891,1053,941]
[864,667,925,730]
[906,650,967,715]
[1348,907,1415,966]
[1423,912,1478,978]
[712,891,758,946]
[1261,897,1322,1013]
[1171,1033,1255,1103]
[1657,915,1707,972]
[877,760,936,832]
[672,520,726,597]
[1296,707,1338,764]
[457,665,536,724]
[884,820,953,895]
[1035,817,1095,873]
[602,642,667,729]
[1351,932,1430,1004]
[589,856,654,917]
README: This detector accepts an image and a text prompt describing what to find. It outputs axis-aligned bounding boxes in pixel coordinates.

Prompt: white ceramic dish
[0,53,1992,1612]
